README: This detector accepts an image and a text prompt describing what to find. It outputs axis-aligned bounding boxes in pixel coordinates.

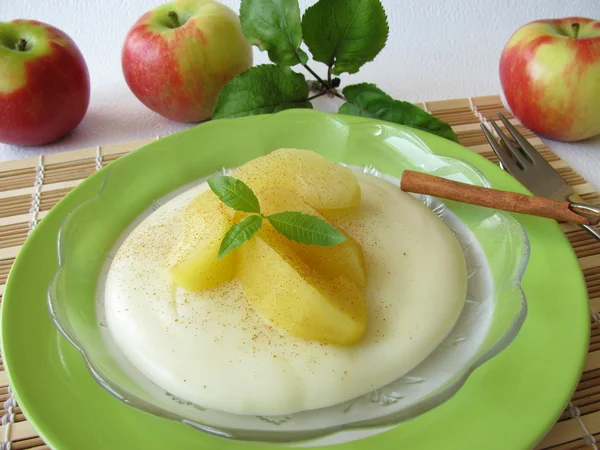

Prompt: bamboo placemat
[0,94,598,449]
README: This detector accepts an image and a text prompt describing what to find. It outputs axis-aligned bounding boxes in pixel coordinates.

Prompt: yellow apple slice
[237,225,367,346]
[169,190,235,291]
[257,187,368,287]
[232,148,360,210]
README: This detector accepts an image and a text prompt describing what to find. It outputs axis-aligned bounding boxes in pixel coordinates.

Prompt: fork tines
[480,113,546,173]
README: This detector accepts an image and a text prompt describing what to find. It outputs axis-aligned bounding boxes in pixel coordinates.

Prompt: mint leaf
[207,176,261,213]
[266,212,347,246]
[218,215,263,259]
[301,0,388,75]
[339,83,459,142]
[240,0,308,66]
[213,65,312,119]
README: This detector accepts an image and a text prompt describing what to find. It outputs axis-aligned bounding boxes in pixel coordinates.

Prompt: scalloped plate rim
[0,110,589,450]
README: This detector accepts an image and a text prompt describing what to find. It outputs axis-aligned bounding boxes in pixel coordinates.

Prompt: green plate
[1,110,589,450]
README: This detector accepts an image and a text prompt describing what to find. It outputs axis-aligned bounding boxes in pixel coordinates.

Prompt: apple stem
[167,11,180,28]
[16,39,27,52]
[572,22,580,39]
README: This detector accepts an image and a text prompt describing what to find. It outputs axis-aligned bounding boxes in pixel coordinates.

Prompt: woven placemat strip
[0,95,597,449]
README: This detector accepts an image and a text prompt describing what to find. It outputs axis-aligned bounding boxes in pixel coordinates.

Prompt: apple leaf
[240,0,308,67]
[266,211,347,246]
[339,83,459,142]
[213,65,312,119]
[218,215,263,259]
[301,0,389,75]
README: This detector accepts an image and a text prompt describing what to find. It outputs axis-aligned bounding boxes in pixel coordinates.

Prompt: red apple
[500,17,600,142]
[122,0,253,123]
[0,20,90,146]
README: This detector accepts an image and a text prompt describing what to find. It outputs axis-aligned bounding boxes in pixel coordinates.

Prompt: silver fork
[480,113,600,240]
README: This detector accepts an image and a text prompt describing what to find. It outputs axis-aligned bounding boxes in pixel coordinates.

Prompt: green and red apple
[122,0,253,123]
[0,20,90,146]
[500,17,600,142]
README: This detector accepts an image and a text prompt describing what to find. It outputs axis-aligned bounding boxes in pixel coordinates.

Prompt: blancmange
[104,170,467,416]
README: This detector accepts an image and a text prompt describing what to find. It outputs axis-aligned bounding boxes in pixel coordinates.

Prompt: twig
[303,64,330,90]
[307,92,327,101]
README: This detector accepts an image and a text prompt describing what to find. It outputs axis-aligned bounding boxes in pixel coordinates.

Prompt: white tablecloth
[2,0,599,189]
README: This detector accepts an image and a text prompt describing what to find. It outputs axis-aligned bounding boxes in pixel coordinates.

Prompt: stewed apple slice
[257,187,368,287]
[169,190,235,291]
[236,225,367,345]
[231,148,361,211]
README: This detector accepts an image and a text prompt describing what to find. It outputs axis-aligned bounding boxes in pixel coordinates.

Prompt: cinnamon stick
[400,170,590,225]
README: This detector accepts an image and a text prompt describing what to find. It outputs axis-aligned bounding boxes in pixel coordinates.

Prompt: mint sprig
[207,175,261,213]
[209,175,347,258]
[267,211,347,246]
[218,215,263,259]
[212,0,456,142]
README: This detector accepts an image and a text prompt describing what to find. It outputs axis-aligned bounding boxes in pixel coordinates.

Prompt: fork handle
[582,224,600,241]
[401,170,591,225]
[569,196,600,240]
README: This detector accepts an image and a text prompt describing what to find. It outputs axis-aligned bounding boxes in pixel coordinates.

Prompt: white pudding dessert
[104,156,467,416]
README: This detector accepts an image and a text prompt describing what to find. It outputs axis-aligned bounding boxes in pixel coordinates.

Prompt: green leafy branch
[212,0,458,143]
[208,175,347,259]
